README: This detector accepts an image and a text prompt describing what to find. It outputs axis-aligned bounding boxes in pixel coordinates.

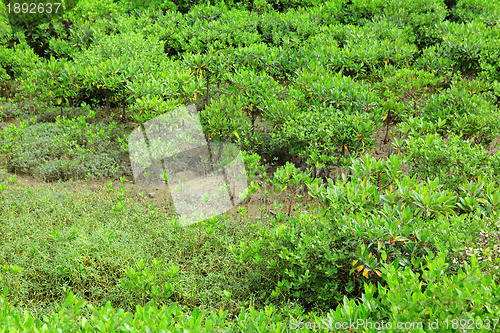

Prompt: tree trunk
[106,92,111,123]
[384,110,392,144]
[122,101,126,123]
[205,74,210,106]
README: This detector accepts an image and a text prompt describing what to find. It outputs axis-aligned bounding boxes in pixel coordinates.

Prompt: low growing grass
[0,171,280,320]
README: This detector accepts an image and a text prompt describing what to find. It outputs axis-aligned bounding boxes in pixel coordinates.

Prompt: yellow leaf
[234,131,240,139]
[390,184,393,193]
[375,270,381,277]
[352,260,358,266]
[425,311,430,315]
[383,113,388,121]
[76,83,79,89]
[368,253,372,259]
[194,93,197,100]
[49,91,52,97]
[494,210,497,216]
[472,90,475,94]
[196,68,199,75]
[356,265,364,272]
[282,185,287,192]
[384,60,387,68]
[362,270,369,279]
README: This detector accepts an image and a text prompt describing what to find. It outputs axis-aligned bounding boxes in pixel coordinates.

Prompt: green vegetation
[0,0,500,331]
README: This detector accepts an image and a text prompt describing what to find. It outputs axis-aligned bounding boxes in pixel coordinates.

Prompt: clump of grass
[0,112,130,181]
[0,102,21,121]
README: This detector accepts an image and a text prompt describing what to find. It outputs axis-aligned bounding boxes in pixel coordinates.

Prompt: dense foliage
[0,0,499,330]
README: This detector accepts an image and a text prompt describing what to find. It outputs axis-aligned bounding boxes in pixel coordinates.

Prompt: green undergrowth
[0,173,268,320]
[1,158,500,331]
[1,0,500,330]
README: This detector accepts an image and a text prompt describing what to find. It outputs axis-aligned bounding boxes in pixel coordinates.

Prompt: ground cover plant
[0,0,500,331]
